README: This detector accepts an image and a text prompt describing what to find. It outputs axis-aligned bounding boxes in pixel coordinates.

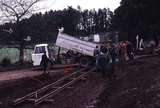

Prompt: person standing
[119,42,126,62]
[40,51,49,75]
[110,44,117,77]
[118,42,126,73]
[97,52,109,77]
[94,46,100,70]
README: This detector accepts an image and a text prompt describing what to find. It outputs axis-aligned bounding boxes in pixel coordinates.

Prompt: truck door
[32,45,48,66]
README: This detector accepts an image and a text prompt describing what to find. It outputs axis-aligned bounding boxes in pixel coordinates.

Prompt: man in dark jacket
[110,44,117,78]
[41,51,49,74]
[97,52,110,77]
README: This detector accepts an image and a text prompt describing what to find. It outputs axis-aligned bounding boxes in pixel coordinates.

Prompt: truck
[31,29,99,67]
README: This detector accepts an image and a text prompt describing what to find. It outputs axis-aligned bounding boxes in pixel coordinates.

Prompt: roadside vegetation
[0,0,160,66]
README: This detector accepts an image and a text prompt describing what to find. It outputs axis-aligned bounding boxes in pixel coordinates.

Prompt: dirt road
[0,68,66,83]
[0,64,78,83]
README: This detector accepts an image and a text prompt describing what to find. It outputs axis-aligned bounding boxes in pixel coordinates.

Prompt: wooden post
[57,47,61,63]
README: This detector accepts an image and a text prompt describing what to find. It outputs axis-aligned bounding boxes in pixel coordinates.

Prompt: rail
[13,67,95,105]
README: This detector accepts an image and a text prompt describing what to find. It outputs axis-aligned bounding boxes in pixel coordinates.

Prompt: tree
[61,6,80,35]
[0,0,44,64]
[112,0,160,42]
[95,8,112,33]
[0,6,113,49]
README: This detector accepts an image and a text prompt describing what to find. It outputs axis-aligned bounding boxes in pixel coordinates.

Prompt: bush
[1,58,11,67]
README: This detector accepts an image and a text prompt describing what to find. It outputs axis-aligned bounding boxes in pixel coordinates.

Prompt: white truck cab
[31,44,49,66]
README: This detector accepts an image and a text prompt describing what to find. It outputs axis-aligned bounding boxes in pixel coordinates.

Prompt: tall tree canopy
[0,6,113,43]
[112,0,160,42]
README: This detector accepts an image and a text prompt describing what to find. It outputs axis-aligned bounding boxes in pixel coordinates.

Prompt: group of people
[94,41,134,79]
[94,43,116,79]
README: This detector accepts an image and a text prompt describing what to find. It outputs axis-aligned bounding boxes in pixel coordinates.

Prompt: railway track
[13,67,95,106]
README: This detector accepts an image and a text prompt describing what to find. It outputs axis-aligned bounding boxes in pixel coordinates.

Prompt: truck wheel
[79,57,90,67]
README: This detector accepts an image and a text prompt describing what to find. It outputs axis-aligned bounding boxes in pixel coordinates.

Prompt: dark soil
[0,66,107,108]
[96,55,160,108]
[0,69,66,108]
[1,55,160,108]
[33,73,107,108]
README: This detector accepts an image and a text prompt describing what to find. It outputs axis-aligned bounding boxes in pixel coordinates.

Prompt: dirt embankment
[0,70,65,108]
[1,56,159,108]
[96,56,160,108]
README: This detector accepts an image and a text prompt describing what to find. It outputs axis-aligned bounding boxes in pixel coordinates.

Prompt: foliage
[1,57,11,67]
[0,6,113,43]
[112,0,160,42]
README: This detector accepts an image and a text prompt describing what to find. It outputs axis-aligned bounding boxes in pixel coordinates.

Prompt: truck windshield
[34,46,45,54]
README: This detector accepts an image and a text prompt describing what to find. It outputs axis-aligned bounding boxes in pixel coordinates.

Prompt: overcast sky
[36,0,121,13]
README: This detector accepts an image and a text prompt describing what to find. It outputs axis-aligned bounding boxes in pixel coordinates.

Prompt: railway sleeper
[26,99,36,102]
[26,98,55,103]
[51,87,60,89]
[51,86,74,89]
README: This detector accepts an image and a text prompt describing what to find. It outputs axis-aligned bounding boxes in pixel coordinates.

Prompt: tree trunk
[17,20,25,65]
[19,41,24,65]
